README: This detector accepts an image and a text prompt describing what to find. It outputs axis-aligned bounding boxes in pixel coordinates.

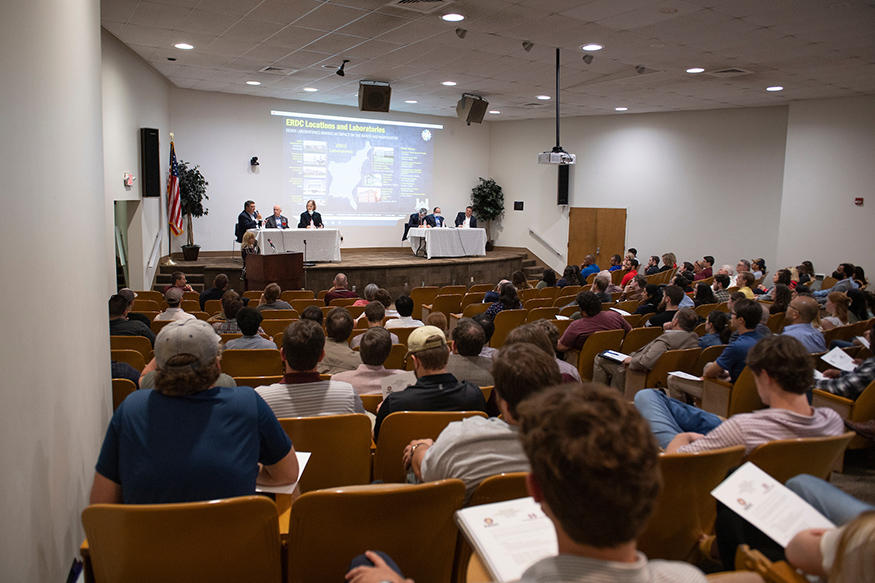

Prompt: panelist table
[256,228,341,262]
[408,227,487,259]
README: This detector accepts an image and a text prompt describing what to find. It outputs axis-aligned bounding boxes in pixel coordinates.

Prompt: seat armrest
[701,377,733,418]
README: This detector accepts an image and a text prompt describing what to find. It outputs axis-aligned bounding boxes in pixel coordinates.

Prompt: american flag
[167,139,183,236]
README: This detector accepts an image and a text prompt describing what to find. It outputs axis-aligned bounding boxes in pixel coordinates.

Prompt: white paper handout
[455,497,558,583]
[600,350,630,363]
[668,371,701,381]
[710,462,835,547]
[855,335,870,349]
[255,451,311,495]
[609,307,631,316]
[820,347,857,372]
[381,370,417,399]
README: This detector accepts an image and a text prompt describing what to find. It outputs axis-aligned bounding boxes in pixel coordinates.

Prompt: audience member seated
[645,285,684,329]
[644,255,661,276]
[634,285,663,316]
[473,313,497,359]
[446,318,494,388]
[199,273,229,311]
[847,289,871,322]
[758,268,792,298]
[211,295,250,334]
[385,294,422,329]
[324,273,358,306]
[154,288,196,322]
[318,308,362,375]
[595,308,700,391]
[636,334,844,451]
[257,319,364,417]
[821,291,851,330]
[712,273,732,303]
[693,255,714,281]
[299,304,323,326]
[372,326,487,439]
[751,258,766,279]
[557,291,631,352]
[255,283,293,312]
[536,268,557,289]
[90,319,298,504]
[816,321,875,400]
[607,254,623,272]
[735,272,756,299]
[511,270,532,292]
[620,274,648,302]
[580,254,600,280]
[352,283,378,307]
[671,273,694,295]
[591,274,613,302]
[117,288,151,326]
[483,278,509,303]
[767,283,792,315]
[333,328,404,396]
[351,302,399,349]
[693,282,716,307]
[109,294,156,346]
[699,311,731,348]
[717,263,736,279]
[139,357,236,391]
[620,257,639,287]
[224,307,276,350]
[786,508,875,583]
[659,252,677,272]
[111,360,140,388]
[852,265,869,290]
[484,282,522,320]
[162,270,194,294]
[736,258,751,274]
[666,298,764,402]
[796,261,813,285]
[507,322,579,383]
[781,296,826,353]
[425,312,449,337]
[404,343,560,503]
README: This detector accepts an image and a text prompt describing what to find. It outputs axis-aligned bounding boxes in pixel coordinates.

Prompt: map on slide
[279,112,438,226]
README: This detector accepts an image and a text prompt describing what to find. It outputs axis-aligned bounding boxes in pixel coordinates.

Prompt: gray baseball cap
[155,319,220,371]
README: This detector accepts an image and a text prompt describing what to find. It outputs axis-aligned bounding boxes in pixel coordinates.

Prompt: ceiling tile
[128,1,191,29]
[559,0,663,23]
[176,10,241,36]
[222,18,288,42]
[194,0,264,17]
[199,37,260,57]
[302,32,369,55]
[242,44,294,62]
[337,11,411,38]
[292,3,370,32]
[264,26,327,50]
[248,0,323,25]
[101,0,138,23]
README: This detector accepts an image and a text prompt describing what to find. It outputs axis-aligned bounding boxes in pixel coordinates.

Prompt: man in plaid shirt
[816,322,875,399]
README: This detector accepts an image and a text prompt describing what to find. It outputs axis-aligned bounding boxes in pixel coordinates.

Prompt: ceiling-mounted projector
[538,150,576,165]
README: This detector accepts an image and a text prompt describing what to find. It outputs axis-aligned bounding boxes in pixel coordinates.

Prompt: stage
[160,247,535,299]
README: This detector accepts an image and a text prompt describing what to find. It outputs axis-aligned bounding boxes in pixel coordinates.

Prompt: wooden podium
[246,252,304,291]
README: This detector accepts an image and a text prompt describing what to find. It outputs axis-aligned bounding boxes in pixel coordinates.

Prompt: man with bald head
[324,273,358,305]
[580,254,600,280]
[781,295,826,353]
[265,205,289,229]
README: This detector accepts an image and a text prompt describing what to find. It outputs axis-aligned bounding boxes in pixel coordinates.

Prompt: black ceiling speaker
[456,94,488,125]
[359,80,391,112]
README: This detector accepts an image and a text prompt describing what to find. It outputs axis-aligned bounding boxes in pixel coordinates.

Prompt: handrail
[528,229,563,259]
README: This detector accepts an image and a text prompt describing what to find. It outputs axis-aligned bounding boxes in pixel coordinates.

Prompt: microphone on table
[268,239,277,253]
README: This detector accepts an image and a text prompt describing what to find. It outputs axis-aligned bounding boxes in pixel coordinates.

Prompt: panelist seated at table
[424,207,446,228]
[454,206,478,228]
[298,199,324,229]
[235,200,261,242]
[264,205,289,229]
[403,208,428,241]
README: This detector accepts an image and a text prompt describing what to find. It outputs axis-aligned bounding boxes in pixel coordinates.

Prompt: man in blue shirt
[666,298,764,402]
[580,254,600,280]
[813,262,858,301]
[781,296,826,353]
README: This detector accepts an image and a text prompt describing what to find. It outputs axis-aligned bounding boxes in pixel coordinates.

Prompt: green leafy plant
[470,177,505,244]
[178,160,209,248]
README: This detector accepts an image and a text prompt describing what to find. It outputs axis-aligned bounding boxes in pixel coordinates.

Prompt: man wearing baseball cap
[154,287,195,322]
[372,325,486,440]
[90,319,298,504]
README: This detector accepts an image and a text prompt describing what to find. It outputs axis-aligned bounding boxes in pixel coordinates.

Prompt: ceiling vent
[387,0,452,15]
[259,66,296,75]
[706,67,754,78]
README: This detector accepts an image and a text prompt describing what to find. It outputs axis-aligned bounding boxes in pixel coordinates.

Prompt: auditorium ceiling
[101,0,875,119]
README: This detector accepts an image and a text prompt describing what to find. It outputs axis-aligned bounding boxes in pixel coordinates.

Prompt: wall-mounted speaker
[456,94,488,125]
[558,164,569,206]
[140,128,160,198]
[359,81,391,112]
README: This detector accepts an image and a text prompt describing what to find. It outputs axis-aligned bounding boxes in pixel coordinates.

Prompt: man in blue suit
[424,207,445,228]
[454,206,477,228]
[235,200,261,242]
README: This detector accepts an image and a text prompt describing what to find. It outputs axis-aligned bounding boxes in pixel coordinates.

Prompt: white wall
[169,87,491,251]
[101,29,172,289]
[776,95,875,274]
[489,107,791,272]
[0,1,109,581]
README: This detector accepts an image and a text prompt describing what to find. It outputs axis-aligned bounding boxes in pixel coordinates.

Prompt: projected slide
[272,111,442,226]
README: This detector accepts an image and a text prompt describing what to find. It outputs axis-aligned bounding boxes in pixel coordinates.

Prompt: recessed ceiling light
[174,43,194,50]
[303,87,318,92]
[766,86,784,92]
[489,110,500,114]
[615,107,628,111]
[441,13,465,22]
[686,67,705,74]
[405,100,418,104]
[247,81,262,86]
[537,95,551,100]
[581,43,603,51]
[442,81,457,86]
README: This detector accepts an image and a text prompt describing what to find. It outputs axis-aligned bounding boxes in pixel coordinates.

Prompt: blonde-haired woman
[240,230,260,288]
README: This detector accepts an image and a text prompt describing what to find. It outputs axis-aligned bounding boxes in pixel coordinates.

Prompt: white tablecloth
[408,227,487,259]
[256,228,341,262]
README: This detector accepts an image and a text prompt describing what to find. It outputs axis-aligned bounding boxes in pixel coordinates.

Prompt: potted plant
[178,160,209,261]
[470,177,504,251]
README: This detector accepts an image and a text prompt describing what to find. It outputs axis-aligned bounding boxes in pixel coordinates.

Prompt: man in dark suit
[403,208,428,240]
[298,199,324,229]
[236,200,261,242]
[454,206,477,228]
[424,207,445,228]
[265,205,289,229]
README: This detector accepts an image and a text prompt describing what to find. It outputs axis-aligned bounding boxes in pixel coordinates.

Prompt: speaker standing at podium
[298,199,324,229]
